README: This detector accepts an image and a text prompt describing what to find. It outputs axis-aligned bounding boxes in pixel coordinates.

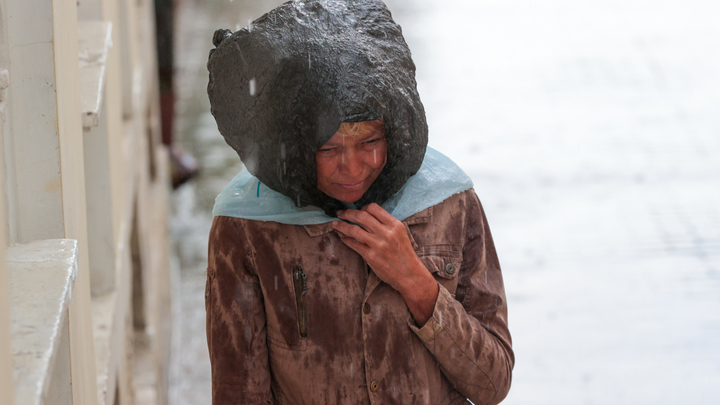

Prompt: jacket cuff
[408,283,452,342]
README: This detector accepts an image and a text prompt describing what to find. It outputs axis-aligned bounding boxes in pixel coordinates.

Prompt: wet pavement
[168,0,720,404]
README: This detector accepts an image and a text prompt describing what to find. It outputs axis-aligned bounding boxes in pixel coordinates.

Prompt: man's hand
[333,203,439,326]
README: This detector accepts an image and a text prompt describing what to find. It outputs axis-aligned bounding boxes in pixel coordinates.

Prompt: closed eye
[364,137,386,145]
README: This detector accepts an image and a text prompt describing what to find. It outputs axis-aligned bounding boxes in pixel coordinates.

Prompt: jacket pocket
[416,244,463,294]
[292,264,308,338]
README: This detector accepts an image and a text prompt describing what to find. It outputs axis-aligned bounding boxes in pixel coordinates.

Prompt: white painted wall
[3,0,65,243]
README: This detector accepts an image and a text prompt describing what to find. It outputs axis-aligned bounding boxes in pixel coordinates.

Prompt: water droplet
[274,276,278,291]
[350,362,354,379]
[248,19,253,32]
[249,78,256,96]
[280,143,286,159]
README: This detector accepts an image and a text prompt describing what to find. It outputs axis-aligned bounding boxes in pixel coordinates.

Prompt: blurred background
[168,0,720,404]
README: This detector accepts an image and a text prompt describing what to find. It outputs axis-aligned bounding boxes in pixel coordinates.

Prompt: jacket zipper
[292,265,308,337]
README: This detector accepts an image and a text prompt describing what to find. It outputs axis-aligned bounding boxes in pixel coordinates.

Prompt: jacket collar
[302,206,433,237]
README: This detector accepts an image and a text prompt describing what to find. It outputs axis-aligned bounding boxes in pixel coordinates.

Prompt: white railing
[0,0,172,404]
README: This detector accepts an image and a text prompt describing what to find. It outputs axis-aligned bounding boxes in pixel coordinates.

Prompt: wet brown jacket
[206,189,513,405]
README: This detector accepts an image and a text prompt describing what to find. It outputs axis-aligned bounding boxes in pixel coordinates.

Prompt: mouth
[336,180,367,191]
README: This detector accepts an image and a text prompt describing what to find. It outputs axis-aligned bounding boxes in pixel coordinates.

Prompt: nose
[338,148,364,177]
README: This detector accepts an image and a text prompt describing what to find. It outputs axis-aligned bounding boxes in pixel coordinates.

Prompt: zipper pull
[293,267,308,296]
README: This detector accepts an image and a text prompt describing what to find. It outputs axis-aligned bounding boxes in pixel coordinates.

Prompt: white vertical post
[79,20,118,295]
[51,0,100,402]
[0,73,15,405]
[0,2,16,403]
[79,0,128,300]
[0,226,15,405]
[118,0,140,119]
[78,1,133,403]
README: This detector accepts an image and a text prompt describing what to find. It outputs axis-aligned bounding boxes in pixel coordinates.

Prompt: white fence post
[0,69,15,405]
[1,3,17,403]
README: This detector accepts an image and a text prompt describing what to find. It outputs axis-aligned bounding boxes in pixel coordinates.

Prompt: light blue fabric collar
[212,147,473,224]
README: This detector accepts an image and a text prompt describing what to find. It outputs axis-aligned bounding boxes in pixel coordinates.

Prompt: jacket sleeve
[206,216,274,405]
[409,191,514,405]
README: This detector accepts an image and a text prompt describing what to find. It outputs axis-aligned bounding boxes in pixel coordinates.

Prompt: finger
[337,217,370,233]
[362,204,406,245]
[332,220,376,246]
[362,203,398,226]
[338,233,371,256]
[336,209,385,234]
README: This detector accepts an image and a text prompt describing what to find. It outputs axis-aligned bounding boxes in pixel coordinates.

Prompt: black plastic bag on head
[207,0,427,216]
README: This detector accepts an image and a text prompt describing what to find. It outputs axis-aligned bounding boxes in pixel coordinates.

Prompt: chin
[335,193,363,204]
[324,187,367,204]
[319,184,366,204]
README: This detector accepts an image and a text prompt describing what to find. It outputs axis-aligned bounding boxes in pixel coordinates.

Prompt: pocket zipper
[292,265,308,337]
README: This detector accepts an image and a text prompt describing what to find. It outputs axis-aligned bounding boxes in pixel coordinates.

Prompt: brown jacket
[206,189,513,404]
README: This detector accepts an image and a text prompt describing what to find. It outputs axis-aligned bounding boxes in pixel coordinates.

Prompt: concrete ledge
[7,239,79,405]
[78,20,113,129]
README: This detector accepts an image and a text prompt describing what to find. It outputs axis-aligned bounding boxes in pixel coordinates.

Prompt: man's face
[316,122,387,203]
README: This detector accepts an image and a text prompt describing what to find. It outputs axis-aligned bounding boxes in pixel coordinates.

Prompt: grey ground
[168,0,720,404]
